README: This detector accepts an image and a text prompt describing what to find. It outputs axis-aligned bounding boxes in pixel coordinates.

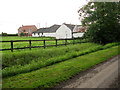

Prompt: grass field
[1,36,56,49]
[2,43,103,78]
[2,45,119,88]
[1,36,55,41]
[0,36,86,49]
[1,36,120,88]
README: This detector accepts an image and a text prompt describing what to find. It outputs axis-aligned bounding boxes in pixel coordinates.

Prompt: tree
[1,32,7,36]
[78,2,120,44]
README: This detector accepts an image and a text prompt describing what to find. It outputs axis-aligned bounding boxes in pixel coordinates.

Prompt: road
[55,55,119,88]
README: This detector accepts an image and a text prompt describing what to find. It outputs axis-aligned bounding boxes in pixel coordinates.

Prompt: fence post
[11,41,13,52]
[43,40,45,49]
[29,40,31,50]
[65,39,67,45]
[73,38,75,45]
[56,39,57,47]
[79,38,81,44]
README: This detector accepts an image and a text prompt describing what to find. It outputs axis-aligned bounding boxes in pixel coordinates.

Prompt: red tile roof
[80,29,86,32]
[18,25,37,31]
[75,28,86,33]
[75,26,88,33]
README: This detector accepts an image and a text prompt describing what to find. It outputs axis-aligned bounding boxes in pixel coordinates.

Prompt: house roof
[64,23,75,31]
[64,23,83,32]
[49,24,60,32]
[74,26,88,33]
[18,25,37,31]
[75,29,86,33]
[33,23,84,33]
[33,24,60,33]
[33,28,49,33]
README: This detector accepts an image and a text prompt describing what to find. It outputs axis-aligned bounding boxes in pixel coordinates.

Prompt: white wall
[56,24,72,39]
[73,25,77,32]
[32,33,42,37]
[32,24,85,38]
[73,32,84,38]
[43,33,56,37]
[32,33,56,37]
[32,33,38,37]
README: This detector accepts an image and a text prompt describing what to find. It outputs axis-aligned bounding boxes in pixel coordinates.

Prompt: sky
[0,0,87,34]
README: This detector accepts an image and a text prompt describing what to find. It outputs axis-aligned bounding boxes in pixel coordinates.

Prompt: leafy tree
[78,2,120,44]
[1,32,7,36]
[20,32,25,36]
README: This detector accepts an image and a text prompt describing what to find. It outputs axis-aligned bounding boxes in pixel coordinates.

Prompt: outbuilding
[32,24,60,37]
[32,23,87,39]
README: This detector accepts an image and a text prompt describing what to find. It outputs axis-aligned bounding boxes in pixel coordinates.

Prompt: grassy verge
[2,43,101,78]
[2,45,119,88]
[2,42,120,78]
[2,43,97,67]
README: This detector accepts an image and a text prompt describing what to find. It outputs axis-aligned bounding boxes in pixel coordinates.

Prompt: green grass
[1,36,84,49]
[1,36,55,41]
[2,43,101,78]
[1,36,55,49]
[2,42,120,78]
[1,37,119,88]
[2,45,119,88]
[2,43,96,67]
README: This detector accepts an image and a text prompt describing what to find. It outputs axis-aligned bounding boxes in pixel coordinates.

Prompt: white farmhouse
[32,23,87,39]
[56,23,74,39]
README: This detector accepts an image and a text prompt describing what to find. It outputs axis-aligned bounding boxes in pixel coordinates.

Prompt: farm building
[18,25,37,36]
[32,23,87,39]
[32,24,60,37]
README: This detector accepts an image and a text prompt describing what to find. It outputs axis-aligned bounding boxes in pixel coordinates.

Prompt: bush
[1,32,7,36]
[20,32,25,36]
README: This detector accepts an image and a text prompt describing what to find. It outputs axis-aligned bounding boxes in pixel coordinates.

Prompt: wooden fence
[0,38,86,52]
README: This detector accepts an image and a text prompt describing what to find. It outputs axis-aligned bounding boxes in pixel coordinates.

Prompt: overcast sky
[0,0,87,34]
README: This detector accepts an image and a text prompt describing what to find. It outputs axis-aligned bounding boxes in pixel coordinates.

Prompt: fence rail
[0,38,87,52]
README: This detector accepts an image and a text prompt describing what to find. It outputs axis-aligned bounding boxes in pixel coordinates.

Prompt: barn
[32,23,87,39]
